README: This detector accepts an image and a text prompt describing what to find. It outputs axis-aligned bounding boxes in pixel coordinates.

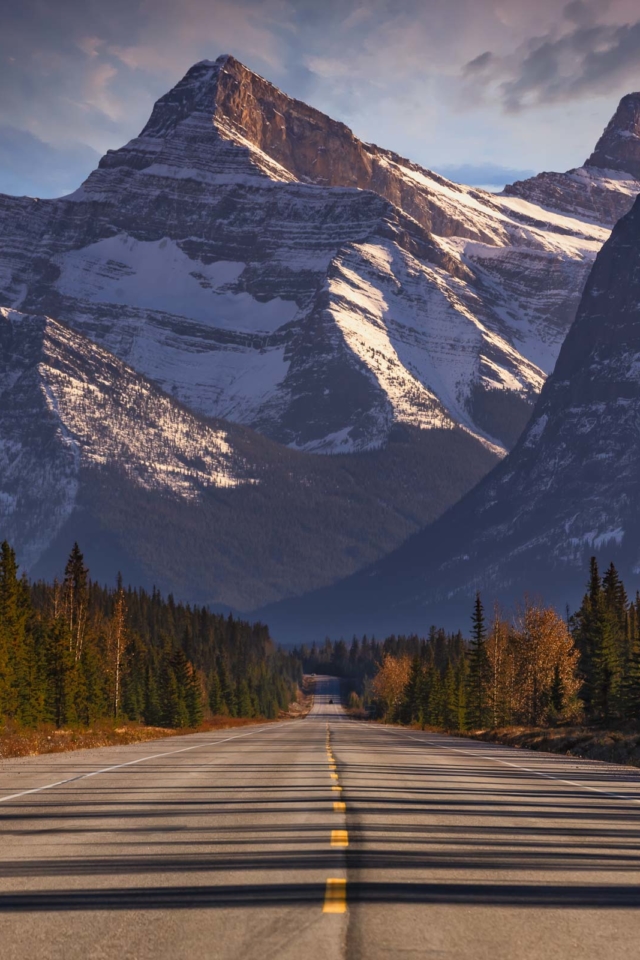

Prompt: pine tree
[549,662,565,716]
[185,666,204,727]
[106,577,127,718]
[143,664,162,726]
[0,543,23,721]
[209,669,223,715]
[63,543,88,662]
[468,592,490,728]
[443,660,458,730]
[236,679,253,718]
[456,655,468,731]
[402,656,423,724]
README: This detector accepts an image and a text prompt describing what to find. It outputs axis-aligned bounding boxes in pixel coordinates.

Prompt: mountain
[2,59,640,610]
[586,92,640,179]
[0,57,636,459]
[504,92,640,224]
[259,193,640,641]
[0,307,495,608]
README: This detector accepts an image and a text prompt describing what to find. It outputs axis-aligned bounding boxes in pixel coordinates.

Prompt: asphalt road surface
[2,676,640,959]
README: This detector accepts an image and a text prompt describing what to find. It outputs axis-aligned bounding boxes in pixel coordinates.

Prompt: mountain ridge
[0,306,496,607]
[1,55,633,457]
[258,192,640,641]
[2,58,640,614]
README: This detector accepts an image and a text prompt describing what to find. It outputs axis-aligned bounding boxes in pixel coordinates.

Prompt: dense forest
[298,558,640,731]
[3,540,638,736]
[0,540,301,731]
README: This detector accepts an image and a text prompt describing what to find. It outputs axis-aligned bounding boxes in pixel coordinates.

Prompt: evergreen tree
[143,664,162,726]
[209,669,223,715]
[468,592,490,728]
[549,662,565,716]
[236,679,253,718]
[456,656,468,731]
[0,543,26,722]
[402,656,424,724]
[443,660,458,730]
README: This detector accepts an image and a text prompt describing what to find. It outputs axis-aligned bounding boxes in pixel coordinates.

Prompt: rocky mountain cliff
[586,92,640,180]
[504,92,640,224]
[260,194,640,640]
[2,58,640,609]
[0,56,636,458]
[0,307,495,607]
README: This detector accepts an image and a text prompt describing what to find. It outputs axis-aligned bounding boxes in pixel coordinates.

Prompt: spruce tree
[456,656,469,731]
[143,664,162,726]
[64,543,88,662]
[468,592,490,728]
[443,661,458,731]
[402,656,423,725]
[209,669,223,715]
[549,662,565,716]
[236,679,253,718]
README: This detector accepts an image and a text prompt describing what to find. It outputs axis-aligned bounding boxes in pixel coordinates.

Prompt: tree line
[0,540,302,731]
[299,558,640,731]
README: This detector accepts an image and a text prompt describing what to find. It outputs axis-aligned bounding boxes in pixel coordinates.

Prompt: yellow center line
[332,785,343,792]
[330,773,339,780]
[323,878,347,914]
[331,829,349,848]
[333,800,346,812]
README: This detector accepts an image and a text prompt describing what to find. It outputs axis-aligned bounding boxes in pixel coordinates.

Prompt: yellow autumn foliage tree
[371,654,412,719]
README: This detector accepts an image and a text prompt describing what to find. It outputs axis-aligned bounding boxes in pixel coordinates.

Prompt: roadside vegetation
[0,540,303,759]
[297,558,640,766]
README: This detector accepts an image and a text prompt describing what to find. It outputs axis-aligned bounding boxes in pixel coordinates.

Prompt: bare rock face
[586,92,640,180]
[504,93,640,226]
[503,166,639,227]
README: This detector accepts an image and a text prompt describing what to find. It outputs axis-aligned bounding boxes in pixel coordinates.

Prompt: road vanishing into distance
[2,676,640,959]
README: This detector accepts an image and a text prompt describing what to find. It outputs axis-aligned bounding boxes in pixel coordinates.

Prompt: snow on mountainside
[0,56,636,456]
[259,193,640,641]
[0,307,250,569]
[504,92,640,224]
[0,307,497,607]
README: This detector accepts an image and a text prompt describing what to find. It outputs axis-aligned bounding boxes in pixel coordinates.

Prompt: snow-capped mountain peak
[2,56,635,459]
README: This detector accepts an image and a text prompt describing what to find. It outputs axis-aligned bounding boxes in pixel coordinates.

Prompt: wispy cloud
[463,2,640,111]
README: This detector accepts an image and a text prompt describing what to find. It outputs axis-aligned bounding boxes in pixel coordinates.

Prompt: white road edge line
[382,727,640,806]
[0,721,296,804]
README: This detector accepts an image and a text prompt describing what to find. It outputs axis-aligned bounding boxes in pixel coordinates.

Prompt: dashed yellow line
[323,878,347,914]
[333,800,346,812]
[330,772,339,781]
[331,829,349,848]
[332,785,342,793]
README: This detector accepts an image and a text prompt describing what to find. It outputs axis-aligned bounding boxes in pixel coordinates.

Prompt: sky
[3,0,640,197]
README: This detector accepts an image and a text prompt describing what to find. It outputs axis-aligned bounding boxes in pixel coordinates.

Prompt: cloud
[2,0,640,197]
[464,51,493,74]
[464,7,640,111]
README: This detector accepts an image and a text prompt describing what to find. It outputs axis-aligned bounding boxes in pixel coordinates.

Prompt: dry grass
[0,715,275,761]
[467,725,640,768]
[288,685,313,718]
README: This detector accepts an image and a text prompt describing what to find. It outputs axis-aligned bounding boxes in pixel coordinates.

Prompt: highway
[1,676,640,959]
